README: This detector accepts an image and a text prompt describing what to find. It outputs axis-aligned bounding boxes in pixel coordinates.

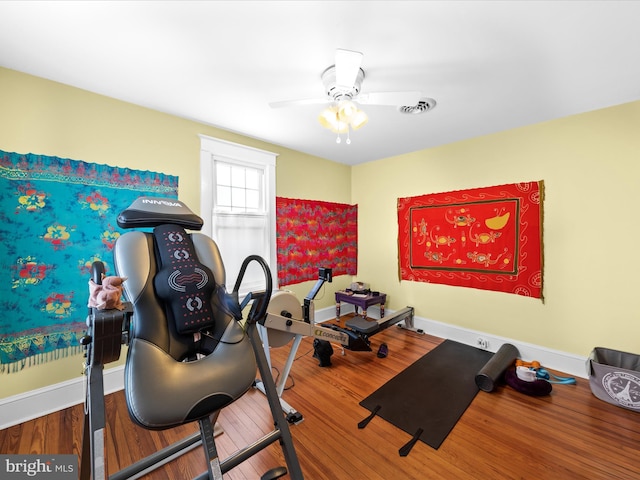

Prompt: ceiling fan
[269,49,435,143]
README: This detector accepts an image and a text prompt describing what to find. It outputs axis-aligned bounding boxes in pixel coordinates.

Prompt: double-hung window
[199,135,277,295]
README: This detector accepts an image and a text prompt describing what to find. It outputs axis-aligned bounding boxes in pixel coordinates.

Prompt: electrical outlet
[476,337,489,350]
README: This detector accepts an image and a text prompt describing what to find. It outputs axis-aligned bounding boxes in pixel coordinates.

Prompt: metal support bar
[256,325,305,423]
[193,430,284,480]
[79,363,107,480]
[393,307,424,334]
[275,334,303,397]
[109,433,202,480]
[246,322,304,479]
[302,268,332,323]
[200,417,223,480]
[377,306,416,332]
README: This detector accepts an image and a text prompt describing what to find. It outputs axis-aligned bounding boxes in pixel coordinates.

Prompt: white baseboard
[315,305,589,379]
[0,365,125,430]
[1,306,587,430]
[408,315,588,379]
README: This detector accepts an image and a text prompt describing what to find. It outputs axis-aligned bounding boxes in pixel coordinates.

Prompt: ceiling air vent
[398,97,436,115]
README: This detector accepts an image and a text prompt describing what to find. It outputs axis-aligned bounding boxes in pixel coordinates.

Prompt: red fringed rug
[397,181,543,299]
[276,197,357,286]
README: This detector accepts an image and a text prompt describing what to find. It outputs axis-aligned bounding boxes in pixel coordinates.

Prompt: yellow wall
[0,67,351,397]
[353,100,640,357]
[3,65,640,399]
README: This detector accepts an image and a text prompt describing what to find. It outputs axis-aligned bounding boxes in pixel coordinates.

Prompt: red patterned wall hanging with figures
[397,181,543,299]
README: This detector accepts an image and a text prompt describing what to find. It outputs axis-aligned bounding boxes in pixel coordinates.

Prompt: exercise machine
[255,267,420,424]
[79,197,303,480]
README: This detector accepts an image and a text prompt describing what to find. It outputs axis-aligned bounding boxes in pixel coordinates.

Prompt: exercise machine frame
[80,256,303,480]
[255,268,422,424]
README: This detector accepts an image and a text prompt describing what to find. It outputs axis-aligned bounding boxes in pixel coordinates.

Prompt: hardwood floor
[2,317,639,479]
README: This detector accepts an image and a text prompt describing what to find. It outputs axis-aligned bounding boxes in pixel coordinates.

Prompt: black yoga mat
[359,339,493,450]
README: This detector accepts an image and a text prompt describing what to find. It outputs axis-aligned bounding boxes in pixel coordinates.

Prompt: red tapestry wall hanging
[398,181,543,299]
[276,197,357,286]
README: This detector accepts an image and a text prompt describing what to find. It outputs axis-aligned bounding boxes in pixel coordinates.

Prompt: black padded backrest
[114,229,231,361]
[153,224,216,335]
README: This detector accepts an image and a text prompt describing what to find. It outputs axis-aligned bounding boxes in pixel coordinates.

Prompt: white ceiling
[1,1,640,166]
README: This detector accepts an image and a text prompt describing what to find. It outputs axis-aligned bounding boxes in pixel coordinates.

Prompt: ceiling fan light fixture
[318,106,348,133]
[318,106,337,129]
[337,100,358,122]
[319,100,368,138]
[350,109,368,130]
[293,48,425,144]
[333,121,349,134]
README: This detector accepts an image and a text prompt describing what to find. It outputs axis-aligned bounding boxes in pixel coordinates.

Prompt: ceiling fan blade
[269,97,329,109]
[335,48,363,89]
[356,91,424,106]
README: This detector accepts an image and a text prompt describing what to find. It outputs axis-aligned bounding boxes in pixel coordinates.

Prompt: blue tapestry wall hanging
[0,150,178,373]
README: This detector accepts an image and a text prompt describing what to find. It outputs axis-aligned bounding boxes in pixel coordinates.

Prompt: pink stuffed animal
[88,275,127,310]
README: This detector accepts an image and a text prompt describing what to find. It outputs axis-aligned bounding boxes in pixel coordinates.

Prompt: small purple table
[335,291,386,319]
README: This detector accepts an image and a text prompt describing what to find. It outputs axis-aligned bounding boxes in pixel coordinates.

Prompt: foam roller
[475,343,519,392]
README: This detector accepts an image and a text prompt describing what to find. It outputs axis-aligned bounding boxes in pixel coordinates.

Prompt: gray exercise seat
[79,197,303,480]
[115,228,256,429]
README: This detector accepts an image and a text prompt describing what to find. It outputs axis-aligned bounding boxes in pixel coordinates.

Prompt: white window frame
[199,134,278,293]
